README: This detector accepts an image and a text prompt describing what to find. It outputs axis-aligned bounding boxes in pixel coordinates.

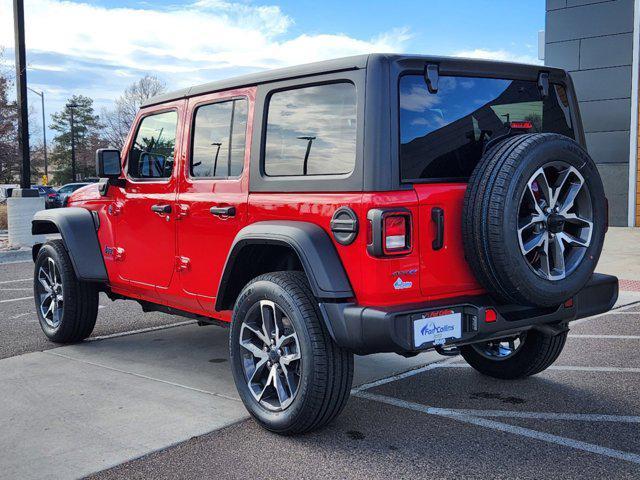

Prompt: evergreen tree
[50,95,106,184]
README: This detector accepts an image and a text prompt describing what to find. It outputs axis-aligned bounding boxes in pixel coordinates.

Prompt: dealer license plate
[413,312,462,348]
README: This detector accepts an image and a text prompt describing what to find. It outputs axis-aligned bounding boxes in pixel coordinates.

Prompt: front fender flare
[32,207,108,282]
[215,221,353,311]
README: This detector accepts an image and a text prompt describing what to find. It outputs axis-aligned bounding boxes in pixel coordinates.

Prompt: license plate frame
[413,311,463,348]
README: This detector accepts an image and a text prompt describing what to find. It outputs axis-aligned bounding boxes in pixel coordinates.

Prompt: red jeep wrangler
[32,54,618,435]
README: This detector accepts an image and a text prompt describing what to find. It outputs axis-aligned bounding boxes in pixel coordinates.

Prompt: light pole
[67,103,79,182]
[27,87,48,180]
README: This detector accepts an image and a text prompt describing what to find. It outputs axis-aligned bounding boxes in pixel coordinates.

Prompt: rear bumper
[320,273,619,355]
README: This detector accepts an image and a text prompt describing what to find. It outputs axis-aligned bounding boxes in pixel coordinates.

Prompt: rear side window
[191,98,248,178]
[128,110,178,180]
[264,82,357,176]
[399,75,575,182]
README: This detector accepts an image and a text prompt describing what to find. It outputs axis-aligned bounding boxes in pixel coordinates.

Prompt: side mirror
[96,149,122,178]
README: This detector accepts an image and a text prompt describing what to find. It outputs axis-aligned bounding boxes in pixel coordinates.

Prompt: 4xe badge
[393,277,412,290]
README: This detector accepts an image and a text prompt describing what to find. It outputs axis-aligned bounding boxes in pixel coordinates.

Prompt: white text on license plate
[413,313,462,347]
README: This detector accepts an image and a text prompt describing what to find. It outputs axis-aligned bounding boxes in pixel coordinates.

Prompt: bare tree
[102,75,166,150]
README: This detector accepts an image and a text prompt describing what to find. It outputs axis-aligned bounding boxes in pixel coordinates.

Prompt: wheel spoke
[550,235,566,278]
[273,367,289,405]
[256,366,276,402]
[241,323,270,348]
[557,231,589,248]
[518,214,545,234]
[247,358,268,386]
[521,231,546,256]
[539,235,551,277]
[260,300,278,342]
[276,332,298,350]
[532,168,553,207]
[279,352,300,366]
[557,173,584,215]
[563,213,592,229]
[279,362,297,396]
[240,338,269,360]
[38,267,53,292]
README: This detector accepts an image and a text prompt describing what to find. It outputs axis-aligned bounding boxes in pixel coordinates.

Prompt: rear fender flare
[215,221,353,311]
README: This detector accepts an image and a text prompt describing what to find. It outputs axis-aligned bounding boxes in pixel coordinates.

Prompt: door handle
[210,206,236,217]
[151,204,172,214]
[431,207,444,250]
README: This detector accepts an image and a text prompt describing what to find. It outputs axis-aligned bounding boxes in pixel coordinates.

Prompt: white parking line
[355,391,640,465]
[438,364,640,374]
[569,334,640,340]
[0,278,30,285]
[0,296,32,304]
[0,287,31,291]
[412,407,640,424]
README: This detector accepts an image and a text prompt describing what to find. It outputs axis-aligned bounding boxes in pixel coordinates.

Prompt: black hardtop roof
[141,53,567,108]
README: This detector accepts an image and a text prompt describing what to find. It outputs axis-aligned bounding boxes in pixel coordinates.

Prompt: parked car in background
[0,184,19,203]
[55,183,91,207]
[32,185,60,209]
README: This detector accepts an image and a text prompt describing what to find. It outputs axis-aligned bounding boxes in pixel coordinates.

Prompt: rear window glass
[399,75,574,182]
[264,82,357,176]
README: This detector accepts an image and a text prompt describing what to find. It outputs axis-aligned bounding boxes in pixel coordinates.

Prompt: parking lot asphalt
[0,262,191,359]
[2,259,640,479]
[88,308,640,480]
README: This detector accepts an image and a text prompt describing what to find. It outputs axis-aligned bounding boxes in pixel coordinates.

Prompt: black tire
[460,329,568,379]
[229,271,354,435]
[463,133,606,307]
[33,240,99,343]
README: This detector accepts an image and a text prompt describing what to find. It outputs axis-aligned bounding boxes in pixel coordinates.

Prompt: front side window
[264,82,357,176]
[128,110,178,179]
[399,75,575,181]
[191,98,248,178]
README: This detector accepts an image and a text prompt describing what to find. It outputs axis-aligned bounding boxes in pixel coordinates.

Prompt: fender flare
[215,221,353,311]
[32,207,108,282]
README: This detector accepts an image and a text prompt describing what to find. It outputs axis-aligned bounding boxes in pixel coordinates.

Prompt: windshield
[399,75,575,182]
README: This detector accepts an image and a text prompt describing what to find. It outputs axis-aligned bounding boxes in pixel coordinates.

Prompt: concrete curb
[0,248,32,264]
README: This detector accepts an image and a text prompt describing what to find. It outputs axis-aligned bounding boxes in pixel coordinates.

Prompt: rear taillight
[367,209,412,257]
[383,214,410,254]
[47,193,57,198]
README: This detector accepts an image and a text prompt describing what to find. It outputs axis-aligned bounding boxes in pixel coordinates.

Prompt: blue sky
[0,0,544,141]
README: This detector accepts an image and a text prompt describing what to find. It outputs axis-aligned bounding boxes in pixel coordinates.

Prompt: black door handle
[431,207,444,250]
[210,206,236,217]
[151,204,172,214]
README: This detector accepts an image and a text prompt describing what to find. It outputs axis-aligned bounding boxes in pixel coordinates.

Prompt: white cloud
[452,48,541,65]
[0,0,409,75]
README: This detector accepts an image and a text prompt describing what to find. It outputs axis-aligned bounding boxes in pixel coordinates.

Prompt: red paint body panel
[414,183,484,299]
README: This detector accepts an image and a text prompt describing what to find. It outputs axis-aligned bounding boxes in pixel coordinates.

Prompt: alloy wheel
[239,300,301,411]
[517,162,593,281]
[36,257,64,328]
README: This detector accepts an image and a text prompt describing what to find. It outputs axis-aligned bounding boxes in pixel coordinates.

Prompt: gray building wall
[545,0,635,226]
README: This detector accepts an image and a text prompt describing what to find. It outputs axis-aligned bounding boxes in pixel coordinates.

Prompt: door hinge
[176,204,189,220]
[106,246,125,261]
[175,256,191,272]
[107,204,122,216]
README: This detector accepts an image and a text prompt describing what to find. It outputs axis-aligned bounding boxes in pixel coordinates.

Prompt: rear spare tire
[463,133,606,307]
